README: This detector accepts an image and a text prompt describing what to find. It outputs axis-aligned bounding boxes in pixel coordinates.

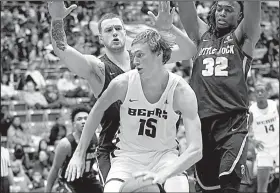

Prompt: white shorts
[106,149,179,182]
[256,147,279,169]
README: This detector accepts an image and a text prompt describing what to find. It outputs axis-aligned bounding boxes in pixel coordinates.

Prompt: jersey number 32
[202,57,228,77]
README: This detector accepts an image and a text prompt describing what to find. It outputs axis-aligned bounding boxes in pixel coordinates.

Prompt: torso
[191,31,253,118]
[116,70,181,152]
[97,52,134,151]
[59,134,97,181]
[250,100,279,149]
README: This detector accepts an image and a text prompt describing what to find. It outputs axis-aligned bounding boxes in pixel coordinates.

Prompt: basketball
[119,176,162,192]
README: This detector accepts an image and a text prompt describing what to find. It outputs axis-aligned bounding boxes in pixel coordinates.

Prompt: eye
[115,26,122,31]
[136,53,144,58]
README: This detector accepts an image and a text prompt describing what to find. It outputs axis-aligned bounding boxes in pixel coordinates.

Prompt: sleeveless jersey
[190,31,252,118]
[250,100,279,150]
[97,52,134,151]
[59,133,97,181]
[116,70,181,152]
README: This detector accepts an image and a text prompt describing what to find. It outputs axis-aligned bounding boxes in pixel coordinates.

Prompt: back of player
[97,53,134,184]
[106,70,181,183]
[191,31,251,190]
[250,99,279,169]
[58,134,102,193]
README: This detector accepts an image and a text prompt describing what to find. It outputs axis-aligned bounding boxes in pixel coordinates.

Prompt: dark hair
[38,139,48,153]
[14,144,24,159]
[11,116,23,131]
[97,13,124,33]
[70,106,90,123]
[207,1,244,35]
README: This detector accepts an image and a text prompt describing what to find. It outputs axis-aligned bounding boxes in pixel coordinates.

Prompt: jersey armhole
[169,76,183,117]
[232,32,253,61]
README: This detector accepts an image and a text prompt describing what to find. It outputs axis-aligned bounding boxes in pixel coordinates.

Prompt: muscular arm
[167,25,197,63]
[45,139,70,192]
[178,1,208,46]
[51,19,105,97]
[74,74,128,157]
[235,1,261,57]
[161,79,202,178]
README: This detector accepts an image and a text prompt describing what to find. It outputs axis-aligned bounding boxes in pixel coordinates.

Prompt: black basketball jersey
[190,31,252,119]
[59,133,97,181]
[97,52,134,151]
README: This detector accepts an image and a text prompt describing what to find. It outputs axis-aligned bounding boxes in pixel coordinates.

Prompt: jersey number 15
[138,118,157,138]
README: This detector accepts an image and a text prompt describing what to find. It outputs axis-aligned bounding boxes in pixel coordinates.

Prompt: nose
[112,28,118,37]
[220,9,226,17]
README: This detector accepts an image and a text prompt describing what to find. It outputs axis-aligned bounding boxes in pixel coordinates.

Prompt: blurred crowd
[1,1,279,192]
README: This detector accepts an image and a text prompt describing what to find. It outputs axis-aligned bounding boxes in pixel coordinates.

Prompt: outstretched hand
[148,1,176,31]
[48,1,77,20]
[64,152,85,182]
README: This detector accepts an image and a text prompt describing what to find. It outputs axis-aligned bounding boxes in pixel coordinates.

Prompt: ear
[237,12,243,23]
[98,34,104,45]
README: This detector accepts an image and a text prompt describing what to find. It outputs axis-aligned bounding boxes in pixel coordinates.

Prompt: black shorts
[58,177,103,193]
[195,111,249,190]
[1,177,10,193]
[96,149,111,186]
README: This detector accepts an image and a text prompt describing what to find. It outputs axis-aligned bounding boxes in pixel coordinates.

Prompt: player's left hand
[148,1,175,31]
[133,171,167,185]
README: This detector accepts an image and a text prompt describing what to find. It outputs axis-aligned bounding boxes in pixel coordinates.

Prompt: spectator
[48,118,67,146]
[43,85,69,109]
[30,170,45,192]
[0,106,13,137]
[7,116,31,148]
[25,60,46,90]
[21,80,48,109]
[13,144,32,171]
[10,159,33,192]
[56,71,88,98]
[1,73,18,100]
[33,150,50,181]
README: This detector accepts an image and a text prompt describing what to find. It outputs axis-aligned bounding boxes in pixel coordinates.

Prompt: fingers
[166,1,170,12]
[133,171,149,178]
[158,1,163,12]
[66,4,77,16]
[147,11,156,22]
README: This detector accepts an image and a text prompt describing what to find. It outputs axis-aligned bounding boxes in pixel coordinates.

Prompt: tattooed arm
[49,2,105,97]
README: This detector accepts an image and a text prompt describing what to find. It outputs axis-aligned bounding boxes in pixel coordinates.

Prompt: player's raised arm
[64,74,128,182]
[48,1,104,96]
[235,1,261,56]
[160,79,202,179]
[148,1,197,63]
[45,139,71,192]
[178,1,208,46]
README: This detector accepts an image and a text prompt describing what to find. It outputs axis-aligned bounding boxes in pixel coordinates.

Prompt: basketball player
[48,1,196,184]
[249,83,279,193]
[178,1,261,193]
[45,106,102,193]
[64,29,202,192]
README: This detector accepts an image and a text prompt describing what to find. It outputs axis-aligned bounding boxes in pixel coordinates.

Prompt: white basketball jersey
[117,70,181,152]
[250,100,279,149]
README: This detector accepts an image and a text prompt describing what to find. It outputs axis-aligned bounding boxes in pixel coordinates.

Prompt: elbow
[193,145,203,162]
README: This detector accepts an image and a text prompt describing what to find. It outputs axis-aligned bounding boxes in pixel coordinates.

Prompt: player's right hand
[64,152,85,182]
[48,1,77,20]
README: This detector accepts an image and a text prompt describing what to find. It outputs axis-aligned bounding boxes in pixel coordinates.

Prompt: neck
[257,100,268,109]
[105,47,129,67]
[141,68,168,87]
[73,131,82,142]
[215,27,234,38]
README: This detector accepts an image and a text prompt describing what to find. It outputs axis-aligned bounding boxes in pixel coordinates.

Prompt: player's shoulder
[249,101,257,110]
[56,137,72,153]
[175,77,194,95]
